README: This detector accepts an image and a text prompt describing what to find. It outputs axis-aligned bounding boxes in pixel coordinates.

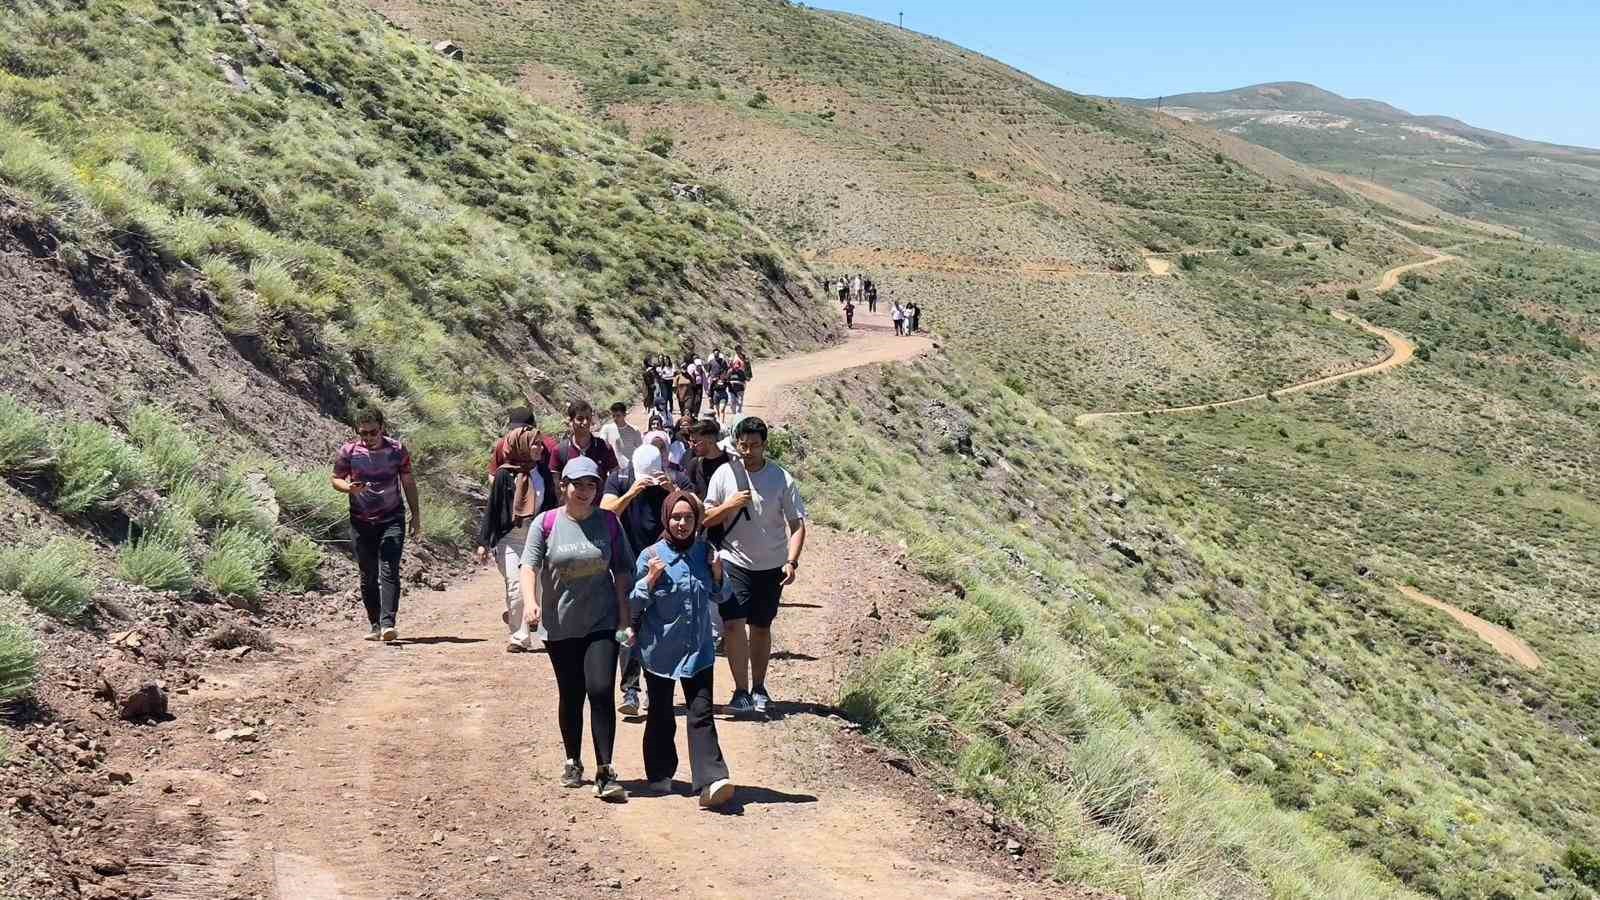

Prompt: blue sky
[814,1,1599,148]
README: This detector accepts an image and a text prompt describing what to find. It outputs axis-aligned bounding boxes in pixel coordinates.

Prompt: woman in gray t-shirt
[519,457,634,801]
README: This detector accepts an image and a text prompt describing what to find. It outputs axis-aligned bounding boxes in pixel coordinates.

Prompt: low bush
[117,535,193,593]
[0,537,95,620]
[0,395,51,473]
[205,622,275,652]
[1566,843,1600,889]
[275,533,323,592]
[1346,288,1360,301]
[211,468,276,534]
[0,609,40,702]
[202,526,271,600]
[642,127,675,158]
[128,404,201,490]
[747,90,771,108]
[53,422,148,514]
[267,465,346,538]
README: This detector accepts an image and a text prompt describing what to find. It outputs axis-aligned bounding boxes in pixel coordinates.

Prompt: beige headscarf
[500,426,545,520]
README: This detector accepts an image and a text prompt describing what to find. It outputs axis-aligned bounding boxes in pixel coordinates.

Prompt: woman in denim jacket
[629,488,735,808]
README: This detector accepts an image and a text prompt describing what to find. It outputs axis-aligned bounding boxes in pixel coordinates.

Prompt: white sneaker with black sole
[699,779,735,809]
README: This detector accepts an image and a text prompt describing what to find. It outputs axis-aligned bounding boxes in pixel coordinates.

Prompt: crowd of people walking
[822,273,922,334]
[333,368,808,808]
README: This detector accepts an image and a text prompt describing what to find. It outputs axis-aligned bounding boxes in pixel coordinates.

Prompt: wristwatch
[786,559,800,570]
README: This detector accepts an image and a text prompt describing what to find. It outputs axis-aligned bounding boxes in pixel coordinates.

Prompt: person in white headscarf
[601,441,691,714]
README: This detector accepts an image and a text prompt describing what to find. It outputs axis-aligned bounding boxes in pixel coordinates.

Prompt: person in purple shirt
[331,405,421,643]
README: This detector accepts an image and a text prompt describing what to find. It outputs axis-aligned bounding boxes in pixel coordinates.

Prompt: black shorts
[719,563,785,628]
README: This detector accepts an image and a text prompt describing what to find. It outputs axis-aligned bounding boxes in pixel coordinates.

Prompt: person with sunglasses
[331,405,421,643]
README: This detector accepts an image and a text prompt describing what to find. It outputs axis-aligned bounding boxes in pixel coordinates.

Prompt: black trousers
[620,650,642,697]
[351,514,405,628]
[546,630,619,767]
[643,666,728,791]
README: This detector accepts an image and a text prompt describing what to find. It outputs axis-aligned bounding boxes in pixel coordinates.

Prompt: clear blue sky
[814,1,1599,148]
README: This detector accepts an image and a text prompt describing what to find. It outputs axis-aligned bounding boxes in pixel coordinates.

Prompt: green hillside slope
[366,3,1600,897]
[1124,82,1600,250]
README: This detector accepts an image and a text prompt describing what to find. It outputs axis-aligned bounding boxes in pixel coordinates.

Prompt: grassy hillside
[1124,82,1600,251]
[359,2,1600,897]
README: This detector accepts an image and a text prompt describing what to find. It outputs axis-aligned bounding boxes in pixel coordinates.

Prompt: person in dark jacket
[476,424,555,651]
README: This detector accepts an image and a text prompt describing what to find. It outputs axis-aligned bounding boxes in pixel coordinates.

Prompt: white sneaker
[699,778,734,809]
[380,627,399,642]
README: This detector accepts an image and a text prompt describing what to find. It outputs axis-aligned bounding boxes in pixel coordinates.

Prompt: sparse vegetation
[0,396,51,473]
[274,533,323,592]
[202,526,272,601]
[0,537,95,621]
[52,422,147,515]
[128,404,201,491]
[0,607,40,702]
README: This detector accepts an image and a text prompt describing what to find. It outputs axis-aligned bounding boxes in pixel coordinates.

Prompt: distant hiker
[486,406,535,484]
[666,416,694,476]
[849,273,862,302]
[475,421,554,652]
[544,400,620,505]
[673,359,694,419]
[735,346,753,382]
[331,405,420,644]
[836,282,848,306]
[640,355,656,411]
[603,440,690,715]
[843,298,855,329]
[907,302,921,334]
[520,457,634,801]
[632,489,735,807]
[710,370,731,420]
[683,418,732,500]
[865,279,878,313]
[726,363,747,416]
[599,402,643,480]
[703,417,807,717]
[890,301,906,336]
[654,358,676,420]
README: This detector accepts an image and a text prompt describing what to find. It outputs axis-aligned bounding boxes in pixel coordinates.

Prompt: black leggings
[545,630,620,767]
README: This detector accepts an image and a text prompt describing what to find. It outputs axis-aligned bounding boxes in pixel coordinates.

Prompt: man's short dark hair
[691,419,720,439]
[567,400,594,420]
[506,406,534,427]
[609,401,628,415]
[354,404,386,428]
[734,417,768,443]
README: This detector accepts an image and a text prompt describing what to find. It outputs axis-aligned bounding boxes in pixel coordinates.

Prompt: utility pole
[898,10,904,29]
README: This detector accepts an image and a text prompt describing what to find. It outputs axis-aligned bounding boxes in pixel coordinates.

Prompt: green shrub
[1346,287,1360,301]
[1178,253,1200,272]
[1565,843,1600,889]
[421,498,471,547]
[1229,243,1248,257]
[211,468,276,534]
[53,422,148,514]
[117,535,193,593]
[203,526,271,600]
[0,537,95,620]
[0,396,51,473]
[267,465,346,538]
[747,90,771,108]
[642,128,675,158]
[127,404,201,490]
[275,533,323,591]
[0,611,40,702]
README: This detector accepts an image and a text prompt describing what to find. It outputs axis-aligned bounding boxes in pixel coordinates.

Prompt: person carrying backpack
[726,364,747,416]
[543,400,619,504]
[519,457,635,801]
[703,417,807,717]
[631,489,735,808]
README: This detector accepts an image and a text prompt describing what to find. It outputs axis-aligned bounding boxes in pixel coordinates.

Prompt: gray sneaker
[362,625,381,642]
[618,689,641,716]
[594,766,627,802]
[751,685,771,716]
[560,759,583,789]
[727,690,756,717]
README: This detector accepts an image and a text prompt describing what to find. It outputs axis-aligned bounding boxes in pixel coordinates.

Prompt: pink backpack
[539,509,626,564]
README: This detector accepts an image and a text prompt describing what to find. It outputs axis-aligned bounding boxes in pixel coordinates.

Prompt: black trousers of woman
[545,629,619,767]
[643,666,729,791]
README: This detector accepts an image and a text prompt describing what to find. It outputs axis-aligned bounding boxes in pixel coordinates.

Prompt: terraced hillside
[365,3,1600,897]
[1124,82,1600,251]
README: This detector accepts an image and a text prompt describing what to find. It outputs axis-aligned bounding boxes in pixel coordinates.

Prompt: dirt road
[1396,585,1541,669]
[1075,253,1459,425]
[98,315,1102,900]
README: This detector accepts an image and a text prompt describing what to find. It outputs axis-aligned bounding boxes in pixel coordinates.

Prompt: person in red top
[543,400,619,505]
[331,405,421,643]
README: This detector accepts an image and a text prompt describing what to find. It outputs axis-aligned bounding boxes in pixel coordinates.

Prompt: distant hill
[1123,82,1600,249]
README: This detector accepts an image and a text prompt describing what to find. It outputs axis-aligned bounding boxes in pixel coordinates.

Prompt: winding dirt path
[1396,585,1541,669]
[1075,252,1458,425]
[98,317,1097,900]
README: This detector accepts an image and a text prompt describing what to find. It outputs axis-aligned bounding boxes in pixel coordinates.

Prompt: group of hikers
[331,389,807,810]
[824,272,922,335]
[642,347,751,423]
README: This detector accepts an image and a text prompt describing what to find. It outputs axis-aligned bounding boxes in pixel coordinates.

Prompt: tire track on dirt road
[1075,252,1458,425]
[112,313,1106,899]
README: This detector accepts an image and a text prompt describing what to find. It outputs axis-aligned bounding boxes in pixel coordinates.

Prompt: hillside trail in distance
[1074,251,1457,425]
[108,307,1105,900]
[1396,585,1541,669]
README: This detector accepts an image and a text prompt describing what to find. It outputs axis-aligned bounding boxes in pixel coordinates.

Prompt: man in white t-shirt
[598,402,643,479]
[703,416,807,717]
